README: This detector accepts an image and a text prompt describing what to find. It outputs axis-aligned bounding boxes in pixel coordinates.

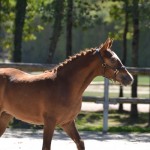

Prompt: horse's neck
[58,53,100,96]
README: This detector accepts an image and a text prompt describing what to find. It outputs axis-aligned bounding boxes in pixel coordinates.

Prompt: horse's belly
[17,112,44,125]
[7,109,44,125]
[3,91,82,126]
[4,101,44,125]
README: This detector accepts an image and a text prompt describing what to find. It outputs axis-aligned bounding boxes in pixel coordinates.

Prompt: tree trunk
[0,1,2,45]
[13,0,27,126]
[130,0,139,120]
[47,0,65,63]
[66,0,73,58]
[13,0,27,62]
[118,0,129,113]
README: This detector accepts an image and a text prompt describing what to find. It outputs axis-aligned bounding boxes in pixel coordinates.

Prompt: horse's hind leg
[0,112,13,136]
[61,120,85,150]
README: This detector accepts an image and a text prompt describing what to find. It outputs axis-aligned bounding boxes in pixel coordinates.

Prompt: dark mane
[52,48,96,72]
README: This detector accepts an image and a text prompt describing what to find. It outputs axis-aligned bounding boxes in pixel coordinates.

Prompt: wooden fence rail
[83,96,150,104]
[0,62,150,74]
[0,62,56,72]
[127,67,150,75]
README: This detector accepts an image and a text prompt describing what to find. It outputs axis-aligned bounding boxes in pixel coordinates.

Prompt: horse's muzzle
[120,73,134,86]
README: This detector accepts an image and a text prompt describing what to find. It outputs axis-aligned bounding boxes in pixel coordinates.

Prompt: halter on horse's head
[96,38,133,86]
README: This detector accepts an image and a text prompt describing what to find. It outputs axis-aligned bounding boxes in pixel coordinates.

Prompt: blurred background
[0,0,150,66]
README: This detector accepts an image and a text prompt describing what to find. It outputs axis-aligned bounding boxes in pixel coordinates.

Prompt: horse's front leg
[61,120,85,150]
[42,116,56,150]
[0,112,13,137]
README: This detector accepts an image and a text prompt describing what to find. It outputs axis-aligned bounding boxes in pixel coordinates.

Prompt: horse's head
[96,38,133,86]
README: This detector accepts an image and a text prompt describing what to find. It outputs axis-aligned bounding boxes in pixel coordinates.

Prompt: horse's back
[0,68,30,81]
[0,68,55,82]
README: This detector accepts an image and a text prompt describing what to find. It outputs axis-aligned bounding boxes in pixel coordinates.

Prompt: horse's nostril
[121,74,134,85]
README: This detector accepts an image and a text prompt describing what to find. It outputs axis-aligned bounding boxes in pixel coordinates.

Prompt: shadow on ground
[2,129,150,143]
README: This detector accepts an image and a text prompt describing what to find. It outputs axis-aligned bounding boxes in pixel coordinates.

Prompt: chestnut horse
[0,38,133,150]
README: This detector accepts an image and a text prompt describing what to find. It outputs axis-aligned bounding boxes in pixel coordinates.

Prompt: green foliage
[0,0,15,51]
[0,0,150,65]
[139,0,150,28]
[0,0,44,54]
[39,0,104,30]
[39,0,54,23]
[23,0,44,41]
[73,0,103,30]
[106,0,150,40]
[104,1,131,40]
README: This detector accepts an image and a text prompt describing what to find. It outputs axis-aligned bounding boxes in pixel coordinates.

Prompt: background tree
[13,0,27,62]
[0,0,44,62]
[130,0,139,120]
[0,0,15,60]
[66,0,73,58]
[118,0,129,112]
[41,0,103,63]
[0,0,2,54]
[65,0,103,58]
[47,0,65,63]
[107,0,131,112]
[12,0,27,126]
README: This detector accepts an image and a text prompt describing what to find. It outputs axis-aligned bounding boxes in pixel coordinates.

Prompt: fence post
[103,78,109,133]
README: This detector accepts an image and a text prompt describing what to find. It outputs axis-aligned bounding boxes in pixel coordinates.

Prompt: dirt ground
[1,129,150,150]
[1,102,150,150]
[1,103,150,150]
[81,102,150,113]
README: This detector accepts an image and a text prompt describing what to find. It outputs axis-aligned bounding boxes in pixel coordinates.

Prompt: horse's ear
[109,38,113,48]
[100,38,113,51]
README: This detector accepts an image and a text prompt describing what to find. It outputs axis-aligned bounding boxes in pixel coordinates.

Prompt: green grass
[93,76,104,82]
[75,111,150,132]
[138,75,150,85]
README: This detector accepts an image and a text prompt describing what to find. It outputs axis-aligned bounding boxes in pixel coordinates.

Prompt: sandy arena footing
[1,129,150,150]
